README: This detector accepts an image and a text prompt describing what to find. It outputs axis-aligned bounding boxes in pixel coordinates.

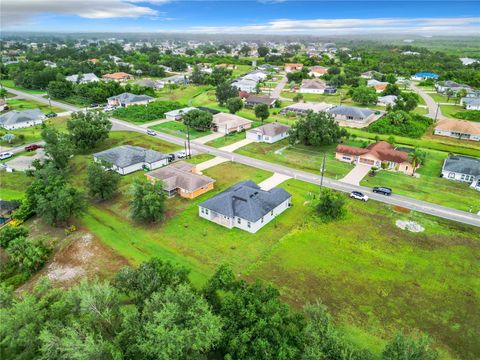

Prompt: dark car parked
[167,153,175,162]
[372,187,392,196]
[25,144,42,151]
[45,112,57,118]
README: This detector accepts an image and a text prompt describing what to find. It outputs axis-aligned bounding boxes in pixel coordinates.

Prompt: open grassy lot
[0,116,69,147]
[0,80,47,95]
[155,85,212,103]
[2,98,64,114]
[149,120,212,140]
[440,104,464,119]
[360,148,480,212]
[0,171,33,200]
[235,138,355,179]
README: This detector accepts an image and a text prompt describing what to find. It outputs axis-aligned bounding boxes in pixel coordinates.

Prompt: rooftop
[336,141,409,163]
[328,105,375,119]
[94,145,167,168]
[0,109,44,127]
[247,122,290,137]
[443,156,480,177]
[435,119,480,134]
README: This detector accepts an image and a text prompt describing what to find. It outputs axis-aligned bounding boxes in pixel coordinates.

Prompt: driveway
[340,164,371,186]
[195,156,229,172]
[193,132,224,144]
[139,119,172,128]
[258,173,292,190]
[6,149,46,171]
[219,138,254,153]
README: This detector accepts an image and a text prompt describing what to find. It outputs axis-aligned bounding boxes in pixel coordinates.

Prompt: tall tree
[86,160,121,200]
[351,86,378,106]
[226,97,243,114]
[382,333,438,360]
[41,126,74,169]
[129,180,167,223]
[408,148,426,175]
[314,188,346,221]
[254,103,270,122]
[289,111,347,147]
[216,82,238,106]
[67,111,112,152]
[183,109,213,131]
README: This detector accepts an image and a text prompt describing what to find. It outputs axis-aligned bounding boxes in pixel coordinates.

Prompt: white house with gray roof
[0,109,45,130]
[107,93,154,108]
[93,145,169,175]
[65,73,99,84]
[246,122,290,143]
[198,180,291,233]
[461,97,480,110]
[441,156,480,191]
[328,105,376,126]
[164,107,196,121]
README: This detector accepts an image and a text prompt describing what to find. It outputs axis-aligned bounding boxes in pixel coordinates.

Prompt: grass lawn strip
[149,120,212,140]
[3,98,64,114]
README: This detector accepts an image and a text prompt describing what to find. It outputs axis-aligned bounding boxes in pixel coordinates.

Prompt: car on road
[146,129,157,136]
[167,153,175,162]
[104,106,117,112]
[89,103,99,108]
[45,112,57,118]
[350,191,369,202]
[372,187,393,196]
[25,144,42,151]
[0,151,14,160]
[176,150,191,159]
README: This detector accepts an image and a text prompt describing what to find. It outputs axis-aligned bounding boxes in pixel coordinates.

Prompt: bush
[367,111,433,138]
[0,225,29,249]
[314,188,346,221]
[113,101,183,123]
[453,110,480,122]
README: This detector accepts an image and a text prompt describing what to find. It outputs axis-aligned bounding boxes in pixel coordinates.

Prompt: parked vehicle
[45,112,57,118]
[167,153,175,162]
[350,191,369,202]
[146,129,157,136]
[176,150,191,159]
[25,144,42,151]
[372,187,392,196]
[104,106,117,112]
[0,152,14,160]
[89,103,99,108]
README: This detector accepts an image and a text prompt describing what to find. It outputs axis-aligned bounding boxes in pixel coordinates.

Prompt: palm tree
[445,88,454,103]
[409,148,426,176]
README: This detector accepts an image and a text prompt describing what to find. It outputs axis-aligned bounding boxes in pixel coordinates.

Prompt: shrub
[453,110,480,123]
[113,101,183,123]
[367,111,433,138]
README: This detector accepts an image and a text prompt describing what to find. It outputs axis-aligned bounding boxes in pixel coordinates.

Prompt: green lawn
[3,98,64,114]
[440,104,465,119]
[0,80,47,95]
[155,85,212,104]
[149,121,212,140]
[235,138,355,179]
[360,148,480,212]
[0,171,33,200]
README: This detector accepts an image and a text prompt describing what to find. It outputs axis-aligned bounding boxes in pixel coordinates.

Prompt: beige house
[212,113,253,134]
[434,119,480,142]
[102,72,134,82]
[336,141,416,175]
[284,63,303,73]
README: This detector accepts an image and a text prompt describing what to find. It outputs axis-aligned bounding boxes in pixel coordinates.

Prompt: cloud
[1,0,169,27]
[188,17,480,34]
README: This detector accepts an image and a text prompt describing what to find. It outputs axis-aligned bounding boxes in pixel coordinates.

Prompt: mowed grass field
[149,120,212,140]
[2,98,64,114]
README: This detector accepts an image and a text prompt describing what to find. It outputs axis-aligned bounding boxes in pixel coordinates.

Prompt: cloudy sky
[2,0,480,34]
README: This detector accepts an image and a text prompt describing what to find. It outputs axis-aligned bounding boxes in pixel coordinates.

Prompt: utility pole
[319,152,326,194]
[434,103,439,122]
[186,123,191,159]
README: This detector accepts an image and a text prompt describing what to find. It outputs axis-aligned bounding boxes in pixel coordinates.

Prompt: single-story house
[107,93,154,108]
[0,109,45,130]
[461,97,480,110]
[42,60,57,68]
[164,107,196,121]
[336,141,416,175]
[0,200,20,225]
[196,106,220,115]
[145,161,215,199]
[257,64,280,72]
[134,79,163,89]
[231,78,257,93]
[244,70,268,82]
[324,87,337,94]
[434,119,480,142]
[198,180,292,233]
[284,63,303,73]
[279,102,334,116]
[300,79,327,94]
[93,145,169,175]
[411,72,439,81]
[157,74,189,88]
[212,113,253,134]
[246,122,290,143]
[65,72,99,84]
[460,57,478,66]
[367,79,389,93]
[245,95,276,108]
[441,155,480,191]
[377,95,398,106]
[328,105,376,125]
[308,66,328,77]
[102,72,134,82]
[435,80,471,94]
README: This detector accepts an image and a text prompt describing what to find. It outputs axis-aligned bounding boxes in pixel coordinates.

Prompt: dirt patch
[392,206,411,214]
[395,220,425,233]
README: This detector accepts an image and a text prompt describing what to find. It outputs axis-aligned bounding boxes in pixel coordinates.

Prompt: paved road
[271,74,291,101]
[4,86,480,228]
[410,83,449,121]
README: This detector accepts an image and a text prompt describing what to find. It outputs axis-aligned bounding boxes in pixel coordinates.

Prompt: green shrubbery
[453,110,480,122]
[113,100,183,123]
[367,111,433,138]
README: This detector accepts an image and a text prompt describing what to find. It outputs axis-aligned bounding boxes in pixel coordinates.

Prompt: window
[461,174,465,180]
[247,222,251,228]
[201,208,204,214]
[205,209,209,215]
[271,210,274,216]
[261,217,264,223]
[237,217,241,224]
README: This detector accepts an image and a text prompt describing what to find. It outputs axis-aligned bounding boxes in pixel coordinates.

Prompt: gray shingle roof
[0,109,44,127]
[443,156,480,177]
[199,180,291,222]
[247,122,290,137]
[245,95,276,106]
[107,92,153,104]
[94,145,167,168]
[328,105,374,119]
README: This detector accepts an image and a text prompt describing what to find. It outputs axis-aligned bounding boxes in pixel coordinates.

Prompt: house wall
[234,197,291,233]
[466,104,480,110]
[179,182,214,199]
[434,128,480,142]
[2,118,44,130]
[147,159,169,171]
[124,100,151,108]
[441,170,478,185]
[199,207,234,229]
[299,88,325,94]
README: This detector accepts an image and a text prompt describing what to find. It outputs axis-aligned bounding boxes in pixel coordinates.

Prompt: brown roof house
[336,141,417,175]
[245,95,276,108]
[284,63,303,73]
[434,119,480,142]
[102,72,134,82]
[299,79,327,94]
[145,161,215,199]
[212,113,252,134]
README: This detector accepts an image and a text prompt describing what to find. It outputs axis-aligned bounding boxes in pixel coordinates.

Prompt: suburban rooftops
[328,105,374,119]
[199,180,291,222]
[336,141,409,163]
[301,79,327,89]
[248,122,290,137]
[443,156,480,176]
[94,145,167,168]
[435,119,480,134]
[245,95,276,106]
[0,109,44,126]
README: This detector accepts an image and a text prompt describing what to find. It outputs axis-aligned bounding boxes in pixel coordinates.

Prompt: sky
[2,0,480,35]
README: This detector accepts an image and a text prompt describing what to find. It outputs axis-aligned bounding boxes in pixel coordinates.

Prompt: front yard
[149,120,212,140]
[2,98,64,114]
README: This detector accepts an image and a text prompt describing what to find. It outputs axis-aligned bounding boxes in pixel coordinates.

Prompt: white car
[176,150,191,159]
[350,191,369,202]
[146,129,157,136]
[0,151,14,160]
[104,106,117,112]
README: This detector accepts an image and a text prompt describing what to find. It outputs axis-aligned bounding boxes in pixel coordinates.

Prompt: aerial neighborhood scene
[1,1,480,359]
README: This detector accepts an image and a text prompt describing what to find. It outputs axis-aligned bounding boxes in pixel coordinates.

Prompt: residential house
[441,155,480,191]
[42,60,57,68]
[411,72,439,81]
[361,71,375,79]
[299,79,327,94]
[231,78,257,93]
[461,97,480,110]
[460,57,478,66]
[134,79,163,89]
[284,63,303,73]
[0,109,45,130]
[367,79,389,93]
[157,74,188,88]
[164,107,196,121]
[246,122,290,143]
[279,102,334,116]
[88,58,99,64]
[145,161,215,199]
[308,66,328,77]
[65,73,99,84]
[212,113,253,134]
[435,80,471,94]
[102,72,134,82]
[377,95,397,106]
[324,87,337,94]
[433,119,480,141]
[336,141,416,175]
[257,64,280,72]
[198,180,292,233]
[0,99,7,112]
[244,95,276,108]
[0,200,20,225]
[328,105,377,126]
[107,93,154,108]
[93,145,169,175]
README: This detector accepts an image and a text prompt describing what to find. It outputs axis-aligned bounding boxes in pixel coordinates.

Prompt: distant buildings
[377,95,397,106]
[441,156,480,191]
[327,105,377,127]
[367,79,389,93]
[244,95,276,108]
[435,80,471,95]
[461,97,480,110]
[284,63,303,73]
[164,107,196,121]
[0,109,45,130]
[308,66,328,77]
[102,72,134,82]
[411,72,439,81]
[434,119,480,142]
[279,102,334,116]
